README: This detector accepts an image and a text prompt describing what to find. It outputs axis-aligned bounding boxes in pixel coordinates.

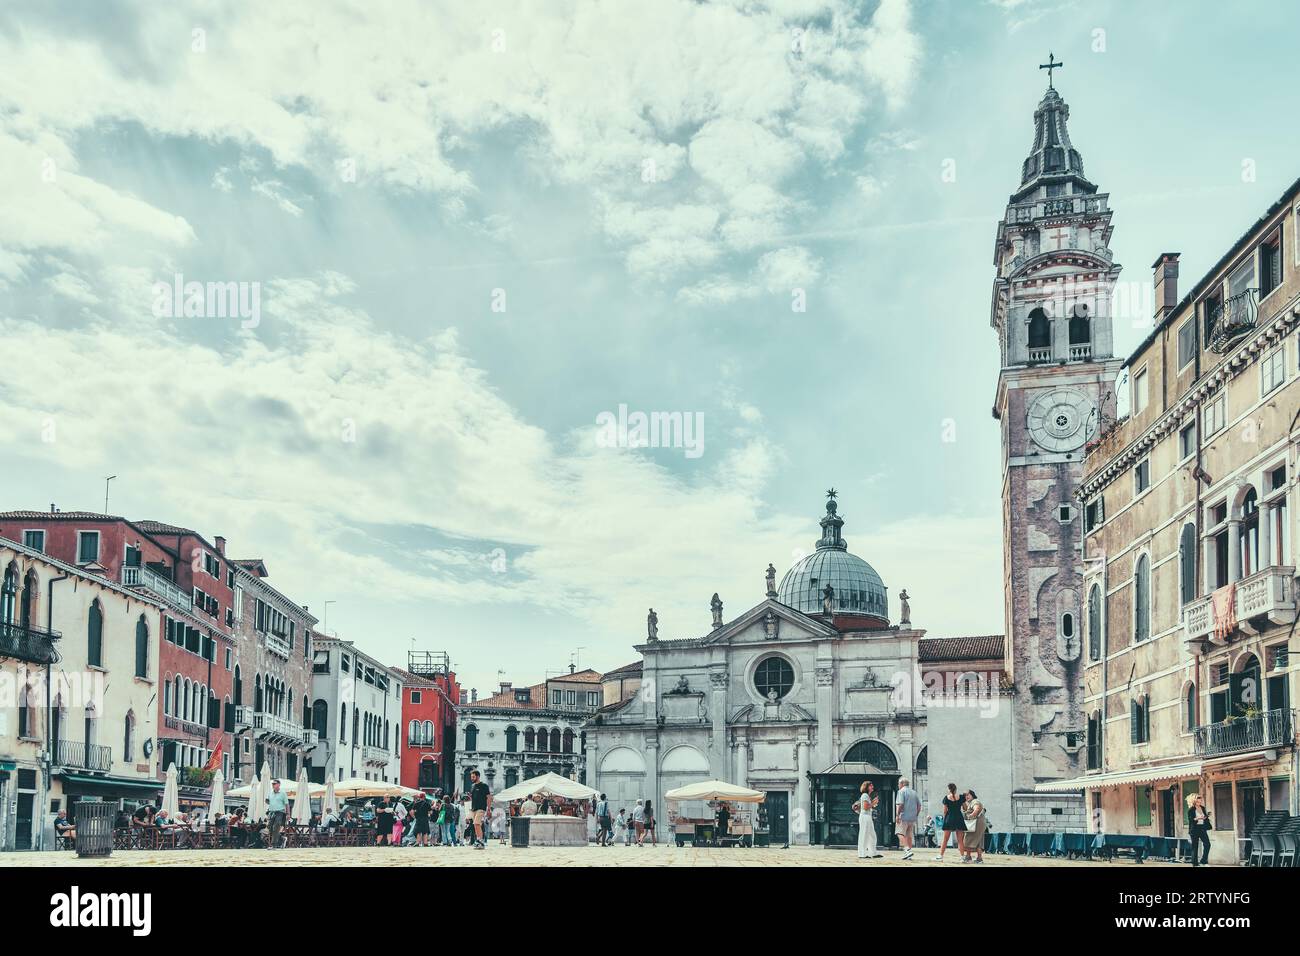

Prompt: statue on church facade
[899,589,911,626]
[647,608,658,641]
[821,583,835,616]
[710,592,724,628]
[763,609,779,639]
[765,563,777,597]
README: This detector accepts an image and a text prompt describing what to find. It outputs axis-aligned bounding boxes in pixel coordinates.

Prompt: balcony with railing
[1208,288,1259,354]
[1028,347,1052,363]
[55,739,113,772]
[250,711,309,745]
[1184,566,1296,646]
[1069,343,1092,361]
[121,565,193,611]
[1194,708,1295,758]
[0,621,60,665]
[362,744,390,766]
[264,628,292,659]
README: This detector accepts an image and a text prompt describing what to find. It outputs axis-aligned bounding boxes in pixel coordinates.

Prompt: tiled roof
[473,683,546,710]
[388,666,436,687]
[562,668,602,684]
[0,511,128,521]
[133,520,197,536]
[602,661,643,678]
[918,635,1005,663]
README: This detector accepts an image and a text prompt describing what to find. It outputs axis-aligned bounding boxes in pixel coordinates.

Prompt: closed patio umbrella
[249,770,267,823]
[292,766,313,826]
[161,763,180,818]
[209,768,226,817]
[323,775,338,816]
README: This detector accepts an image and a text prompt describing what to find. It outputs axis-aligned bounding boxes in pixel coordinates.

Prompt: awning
[1202,749,1277,771]
[814,762,897,777]
[57,771,164,797]
[1034,760,1202,793]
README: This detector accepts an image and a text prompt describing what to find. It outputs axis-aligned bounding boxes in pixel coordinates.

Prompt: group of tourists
[367,769,495,850]
[855,778,987,863]
[592,794,657,846]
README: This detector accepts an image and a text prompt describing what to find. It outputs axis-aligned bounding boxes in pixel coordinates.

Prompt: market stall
[495,772,598,847]
[664,780,764,848]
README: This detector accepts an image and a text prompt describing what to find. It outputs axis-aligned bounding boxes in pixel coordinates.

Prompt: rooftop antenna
[104,475,116,515]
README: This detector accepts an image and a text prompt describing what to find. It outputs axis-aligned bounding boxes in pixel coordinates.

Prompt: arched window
[464,724,478,751]
[505,725,519,753]
[1028,308,1051,350]
[183,679,192,720]
[550,728,562,753]
[87,600,104,667]
[505,768,518,789]
[207,689,217,728]
[163,676,173,716]
[20,569,37,628]
[173,676,182,718]
[754,656,795,700]
[124,710,135,762]
[1068,305,1090,345]
[536,727,548,752]
[843,739,899,772]
[1134,555,1150,643]
[1240,489,1260,576]
[312,699,328,736]
[0,564,17,624]
[408,719,419,744]
[1184,682,1198,733]
[135,615,150,679]
[233,665,242,707]
[254,674,263,713]
[422,720,434,745]
[1086,711,1102,769]
[914,745,928,772]
[1088,584,1102,660]
[339,703,347,743]
[1179,523,1197,606]
[562,729,574,754]
[524,727,535,751]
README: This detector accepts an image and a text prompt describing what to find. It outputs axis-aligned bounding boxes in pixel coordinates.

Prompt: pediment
[700,599,836,645]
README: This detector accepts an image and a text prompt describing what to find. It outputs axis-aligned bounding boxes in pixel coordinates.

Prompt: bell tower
[991,64,1123,826]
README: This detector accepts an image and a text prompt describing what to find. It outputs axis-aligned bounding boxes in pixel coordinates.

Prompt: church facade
[990,78,1124,829]
[585,494,1011,846]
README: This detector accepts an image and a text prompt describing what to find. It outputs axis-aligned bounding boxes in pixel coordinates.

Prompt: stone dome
[776,491,888,621]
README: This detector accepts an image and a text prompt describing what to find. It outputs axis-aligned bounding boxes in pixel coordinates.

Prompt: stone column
[1203,532,1217,593]
[1259,503,1273,570]
[644,737,659,843]
[1228,519,1242,583]
[815,663,834,775]
[733,734,747,788]
[796,738,811,846]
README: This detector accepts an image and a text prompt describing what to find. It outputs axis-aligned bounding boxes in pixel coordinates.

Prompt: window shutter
[1130,700,1139,744]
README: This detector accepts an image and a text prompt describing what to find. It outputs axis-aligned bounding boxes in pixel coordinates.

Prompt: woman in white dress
[854,781,881,859]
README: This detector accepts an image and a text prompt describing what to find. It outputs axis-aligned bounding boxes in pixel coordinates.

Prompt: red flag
[203,739,224,773]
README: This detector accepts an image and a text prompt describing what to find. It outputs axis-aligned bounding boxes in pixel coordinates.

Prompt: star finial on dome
[826,488,838,500]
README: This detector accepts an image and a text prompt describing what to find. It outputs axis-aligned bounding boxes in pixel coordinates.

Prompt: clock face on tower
[1026,387,1099,453]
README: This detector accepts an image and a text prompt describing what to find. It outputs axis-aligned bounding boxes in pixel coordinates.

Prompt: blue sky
[2,0,1297,694]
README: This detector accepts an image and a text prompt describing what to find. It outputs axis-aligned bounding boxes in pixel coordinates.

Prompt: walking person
[631,799,645,845]
[469,769,492,849]
[895,777,922,861]
[391,798,406,847]
[855,781,882,859]
[411,792,431,847]
[375,798,393,847]
[643,800,657,846]
[266,778,289,850]
[1187,793,1212,866]
[595,793,612,846]
[961,789,987,863]
[935,783,966,861]
[613,809,628,846]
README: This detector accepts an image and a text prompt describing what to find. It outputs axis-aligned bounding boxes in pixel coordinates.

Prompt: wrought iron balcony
[55,739,113,772]
[1208,289,1259,354]
[1195,708,1295,758]
[121,564,192,611]
[0,621,60,665]
[1184,566,1296,647]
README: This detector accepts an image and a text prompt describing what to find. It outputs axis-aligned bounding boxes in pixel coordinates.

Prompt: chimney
[458,690,467,705]
[50,503,56,513]
[569,663,576,674]
[214,535,226,555]
[1152,253,1180,325]
[471,688,478,703]
[499,681,512,695]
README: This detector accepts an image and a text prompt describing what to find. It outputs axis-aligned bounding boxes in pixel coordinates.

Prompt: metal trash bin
[510,816,530,848]
[74,803,114,859]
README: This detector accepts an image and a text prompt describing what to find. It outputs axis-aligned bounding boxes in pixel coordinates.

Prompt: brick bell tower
[990,61,1123,828]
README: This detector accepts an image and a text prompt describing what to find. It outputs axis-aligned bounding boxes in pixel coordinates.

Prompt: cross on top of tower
[1039,52,1064,88]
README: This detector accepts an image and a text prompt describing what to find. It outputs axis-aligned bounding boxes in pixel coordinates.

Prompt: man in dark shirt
[411,791,432,847]
[469,770,492,850]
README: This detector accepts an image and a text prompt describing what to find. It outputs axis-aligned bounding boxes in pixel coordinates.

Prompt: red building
[390,651,459,793]
[0,510,237,790]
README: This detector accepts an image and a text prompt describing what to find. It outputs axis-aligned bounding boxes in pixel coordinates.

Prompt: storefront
[55,771,163,825]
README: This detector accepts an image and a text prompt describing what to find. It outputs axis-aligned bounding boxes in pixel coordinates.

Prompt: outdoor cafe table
[1145,836,1191,861]
[1001,832,1029,854]
[1051,832,1093,857]
[1092,833,1152,862]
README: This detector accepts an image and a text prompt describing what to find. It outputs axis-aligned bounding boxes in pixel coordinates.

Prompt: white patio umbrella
[209,768,226,817]
[663,780,766,802]
[493,771,599,803]
[249,770,267,823]
[330,778,419,801]
[323,774,338,816]
[161,763,180,819]
[291,766,313,825]
[227,779,323,799]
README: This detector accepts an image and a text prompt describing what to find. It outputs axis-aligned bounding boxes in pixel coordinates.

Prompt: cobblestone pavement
[4,844,1186,867]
